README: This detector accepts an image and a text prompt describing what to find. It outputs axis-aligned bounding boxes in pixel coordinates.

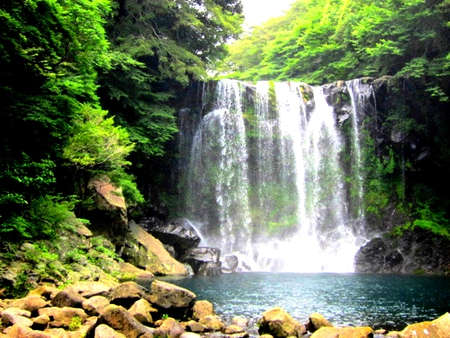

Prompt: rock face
[181,247,222,276]
[143,218,201,259]
[355,229,450,274]
[87,176,129,250]
[387,312,450,338]
[257,306,306,338]
[123,220,188,276]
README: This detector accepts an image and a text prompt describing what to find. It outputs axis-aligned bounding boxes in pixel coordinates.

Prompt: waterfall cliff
[178,79,376,272]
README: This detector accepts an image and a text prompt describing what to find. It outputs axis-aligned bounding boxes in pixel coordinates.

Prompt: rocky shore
[1,279,449,338]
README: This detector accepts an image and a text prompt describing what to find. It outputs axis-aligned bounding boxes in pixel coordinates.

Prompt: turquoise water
[158,272,450,331]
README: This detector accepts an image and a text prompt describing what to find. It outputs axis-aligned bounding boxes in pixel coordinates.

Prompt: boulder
[181,247,222,275]
[99,304,153,338]
[65,281,111,298]
[191,300,214,321]
[224,324,246,334]
[9,295,48,313]
[154,317,186,338]
[95,324,127,338]
[184,320,207,333]
[257,307,306,338]
[109,281,149,309]
[122,220,188,276]
[33,314,51,326]
[306,312,333,332]
[128,298,155,325]
[82,296,110,316]
[144,218,201,258]
[51,288,86,308]
[232,316,249,327]
[223,254,239,272]
[118,261,154,282]
[388,312,450,338]
[38,306,88,328]
[149,279,196,310]
[310,326,373,338]
[198,315,225,332]
[355,229,450,274]
[5,324,53,338]
[87,177,129,250]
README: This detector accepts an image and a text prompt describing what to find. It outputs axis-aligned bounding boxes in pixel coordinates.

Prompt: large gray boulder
[181,247,221,276]
[144,218,201,258]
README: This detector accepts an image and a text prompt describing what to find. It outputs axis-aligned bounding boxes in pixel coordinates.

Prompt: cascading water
[181,79,373,272]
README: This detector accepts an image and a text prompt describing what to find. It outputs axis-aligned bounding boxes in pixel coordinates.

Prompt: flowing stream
[180,79,374,272]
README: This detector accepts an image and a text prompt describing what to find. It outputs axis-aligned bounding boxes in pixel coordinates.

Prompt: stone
[9,295,48,313]
[144,218,201,258]
[310,326,373,338]
[154,317,186,338]
[224,324,246,334]
[149,279,196,309]
[5,324,53,338]
[118,261,154,282]
[191,300,214,321]
[257,307,306,338]
[38,306,88,328]
[1,307,31,319]
[1,313,33,327]
[197,262,222,276]
[198,315,225,332]
[128,298,154,325]
[99,304,153,338]
[33,314,51,326]
[109,281,149,309]
[51,288,86,308]
[82,295,110,316]
[391,312,450,338]
[184,320,207,333]
[66,281,111,298]
[95,324,127,338]
[181,247,221,274]
[232,316,249,327]
[123,220,188,275]
[180,332,202,338]
[306,312,333,332]
[224,254,239,272]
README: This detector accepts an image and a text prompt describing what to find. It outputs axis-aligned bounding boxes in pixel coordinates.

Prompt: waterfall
[181,79,373,272]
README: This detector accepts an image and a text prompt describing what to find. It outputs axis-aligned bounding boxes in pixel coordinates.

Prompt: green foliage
[68,315,82,331]
[0,195,79,241]
[220,0,450,101]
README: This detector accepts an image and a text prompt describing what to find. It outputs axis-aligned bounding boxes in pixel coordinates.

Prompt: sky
[241,0,295,28]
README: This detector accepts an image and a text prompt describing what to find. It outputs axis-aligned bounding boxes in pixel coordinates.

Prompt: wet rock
[145,218,201,258]
[225,324,246,334]
[199,315,225,332]
[310,326,373,337]
[257,306,306,338]
[223,254,239,272]
[232,316,249,327]
[306,312,333,332]
[184,320,207,333]
[197,262,222,276]
[149,279,196,310]
[181,247,221,274]
[191,300,214,321]
[99,304,153,338]
[388,312,450,338]
[154,317,186,338]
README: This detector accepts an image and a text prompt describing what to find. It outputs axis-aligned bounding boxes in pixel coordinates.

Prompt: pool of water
[157,272,450,331]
